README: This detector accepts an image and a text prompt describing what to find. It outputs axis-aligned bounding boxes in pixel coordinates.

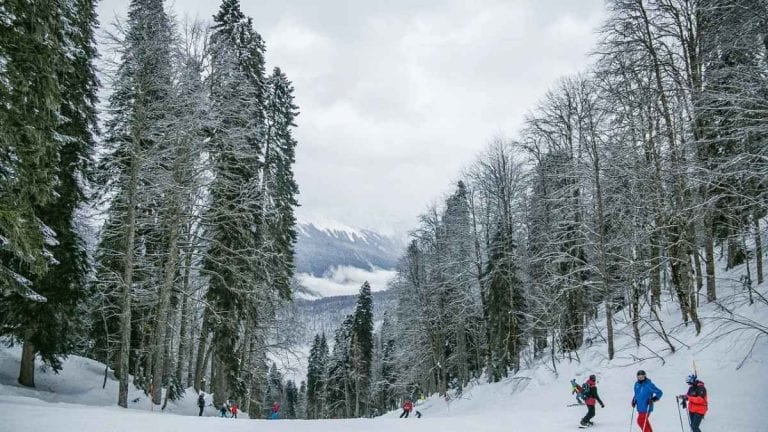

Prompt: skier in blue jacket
[631,370,663,432]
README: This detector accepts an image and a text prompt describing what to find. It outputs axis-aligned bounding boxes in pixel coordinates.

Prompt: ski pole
[628,405,635,432]
[675,396,687,432]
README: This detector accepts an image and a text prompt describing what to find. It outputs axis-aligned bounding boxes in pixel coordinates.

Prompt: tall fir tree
[262,67,300,299]
[326,315,353,418]
[203,0,269,406]
[0,0,98,388]
[350,281,374,417]
[0,1,64,298]
[482,228,525,380]
[306,333,328,418]
[93,0,174,407]
[284,379,298,419]
[297,380,308,419]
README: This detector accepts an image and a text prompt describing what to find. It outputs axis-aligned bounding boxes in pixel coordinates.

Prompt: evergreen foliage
[0,0,98,388]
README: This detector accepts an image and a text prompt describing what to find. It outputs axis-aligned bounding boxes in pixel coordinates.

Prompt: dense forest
[1,0,767,422]
[1,0,300,418]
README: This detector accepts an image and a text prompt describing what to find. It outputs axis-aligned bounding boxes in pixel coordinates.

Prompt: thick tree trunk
[212,349,228,408]
[151,218,180,405]
[118,142,140,408]
[755,215,764,286]
[177,288,190,389]
[670,230,692,322]
[650,231,662,309]
[193,312,209,392]
[692,253,701,309]
[651,305,676,353]
[605,302,614,360]
[18,340,36,387]
[631,280,641,347]
[693,249,703,302]
[668,221,702,335]
[727,234,745,269]
[705,222,717,301]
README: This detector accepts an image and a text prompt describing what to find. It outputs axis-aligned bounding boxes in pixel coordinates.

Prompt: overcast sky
[96,0,605,235]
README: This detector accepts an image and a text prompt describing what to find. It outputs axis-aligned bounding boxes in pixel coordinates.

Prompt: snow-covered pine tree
[306,333,329,418]
[0,1,64,300]
[326,314,353,418]
[390,237,445,396]
[262,67,300,299]
[284,379,298,419]
[264,362,284,415]
[350,281,374,417]
[439,181,484,389]
[203,0,268,407]
[297,380,308,419]
[483,228,525,379]
[371,311,397,413]
[93,0,174,407]
[0,0,98,388]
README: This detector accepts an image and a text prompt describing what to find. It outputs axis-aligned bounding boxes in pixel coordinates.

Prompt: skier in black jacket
[197,393,206,416]
[580,374,605,427]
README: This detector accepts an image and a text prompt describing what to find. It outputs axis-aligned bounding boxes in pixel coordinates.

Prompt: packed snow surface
[1,257,766,431]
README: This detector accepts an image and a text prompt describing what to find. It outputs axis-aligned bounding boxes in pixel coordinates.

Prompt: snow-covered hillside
[1,258,766,432]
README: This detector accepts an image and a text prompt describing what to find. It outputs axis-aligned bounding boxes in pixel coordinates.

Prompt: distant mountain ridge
[294,221,404,277]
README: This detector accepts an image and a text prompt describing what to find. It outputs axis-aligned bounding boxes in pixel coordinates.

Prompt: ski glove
[651,396,659,402]
[600,403,605,408]
[631,399,636,408]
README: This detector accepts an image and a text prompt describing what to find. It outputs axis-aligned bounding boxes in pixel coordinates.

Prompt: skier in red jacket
[399,399,413,418]
[678,374,707,432]
[580,374,605,427]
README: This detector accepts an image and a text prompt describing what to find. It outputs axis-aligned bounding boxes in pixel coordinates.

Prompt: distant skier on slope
[678,374,707,432]
[197,393,206,416]
[399,399,413,418]
[579,374,604,427]
[271,401,280,419]
[571,378,585,405]
[219,400,229,417]
[631,370,663,432]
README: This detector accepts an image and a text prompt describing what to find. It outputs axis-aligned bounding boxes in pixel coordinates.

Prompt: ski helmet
[686,374,697,385]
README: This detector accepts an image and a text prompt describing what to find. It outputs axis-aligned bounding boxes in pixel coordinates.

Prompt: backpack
[580,382,590,399]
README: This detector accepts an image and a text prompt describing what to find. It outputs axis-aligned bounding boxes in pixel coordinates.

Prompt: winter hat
[636,370,646,376]
[589,374,596,381]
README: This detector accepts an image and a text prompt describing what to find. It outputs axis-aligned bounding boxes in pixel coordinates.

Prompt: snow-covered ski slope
[1,256,766,432]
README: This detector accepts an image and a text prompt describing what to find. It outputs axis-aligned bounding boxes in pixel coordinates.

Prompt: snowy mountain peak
[294,219,404,278]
